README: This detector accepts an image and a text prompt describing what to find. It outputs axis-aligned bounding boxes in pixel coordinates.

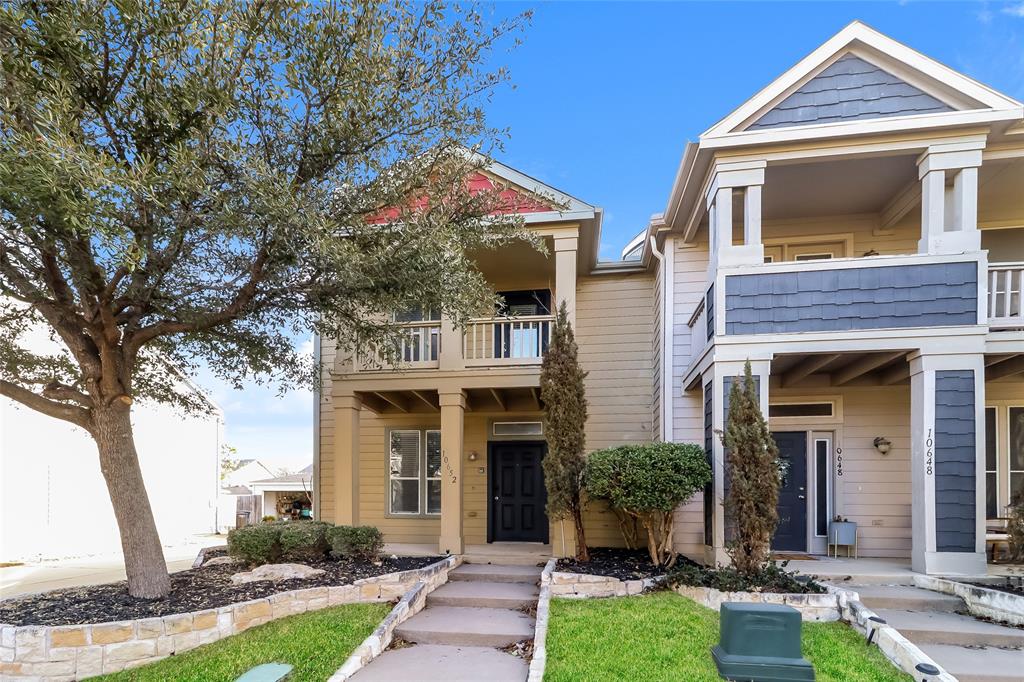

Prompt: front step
[428,580,539,609]
[854,585,963,613]
[350,644,528,681]
[448,563,541,584]
[873,609,1024,648]
[394,606,535,647]
[916,643,1024,682]
[463,553,549,567]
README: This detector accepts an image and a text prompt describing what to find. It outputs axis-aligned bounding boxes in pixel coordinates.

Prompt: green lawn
[545,592,910,682]
[97,603,390,682]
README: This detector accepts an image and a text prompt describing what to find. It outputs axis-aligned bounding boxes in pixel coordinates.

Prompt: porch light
[467,451,478,462]
[873,437,892,455]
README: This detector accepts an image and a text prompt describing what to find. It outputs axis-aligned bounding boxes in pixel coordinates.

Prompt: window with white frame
[986,407,998,519]
[388,429,441,516]
[1010,407,1024,507]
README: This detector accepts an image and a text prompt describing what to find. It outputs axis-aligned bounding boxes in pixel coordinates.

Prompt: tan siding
[652,256,663,441]
[317,336,338,520]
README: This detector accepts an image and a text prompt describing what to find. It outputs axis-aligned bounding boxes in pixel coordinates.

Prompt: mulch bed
[0,555,440,627]
[556,548,693,581]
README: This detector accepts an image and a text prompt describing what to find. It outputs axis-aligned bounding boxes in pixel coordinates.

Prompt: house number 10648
[925,429,933,476]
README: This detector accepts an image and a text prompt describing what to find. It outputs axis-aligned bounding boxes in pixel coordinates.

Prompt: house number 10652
[925,429,933,476]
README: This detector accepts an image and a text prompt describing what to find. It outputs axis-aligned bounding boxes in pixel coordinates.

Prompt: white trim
[703,20,1022,139]
[812,434,834,540]
[650,235,676,442]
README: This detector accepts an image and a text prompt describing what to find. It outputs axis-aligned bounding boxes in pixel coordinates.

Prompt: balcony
[350,314,553,374]
[988,262,1023,330]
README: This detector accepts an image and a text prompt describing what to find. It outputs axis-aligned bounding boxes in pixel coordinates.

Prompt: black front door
[489,441,548,542]
[772,431,808,552]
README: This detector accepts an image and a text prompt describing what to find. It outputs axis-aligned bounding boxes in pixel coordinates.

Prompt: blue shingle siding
[724,262,977,334]
[934,370,977,553]
[703,382,713,546]
[706,283,716,342]
[748,55,953,130]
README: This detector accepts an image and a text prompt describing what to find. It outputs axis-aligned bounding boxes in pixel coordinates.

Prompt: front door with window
[772,431,808,552]
[489,441,548,542]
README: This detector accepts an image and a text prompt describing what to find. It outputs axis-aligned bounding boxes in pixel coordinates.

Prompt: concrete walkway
[352,563,539,681]
[853,582,1024,682]
[0,535,223,599]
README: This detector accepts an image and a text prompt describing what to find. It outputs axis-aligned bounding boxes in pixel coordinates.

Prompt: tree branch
[0,380,91,430]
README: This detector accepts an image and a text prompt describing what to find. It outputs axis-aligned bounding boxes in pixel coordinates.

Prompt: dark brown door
[772,431,808,552]
[489,441,548,542]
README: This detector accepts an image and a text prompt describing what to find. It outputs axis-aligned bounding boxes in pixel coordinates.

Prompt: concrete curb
[0,556,458,680]
[526,558,556,682]
[825,583,957,682]
[328,555,461,681]
[914,575,1024,626]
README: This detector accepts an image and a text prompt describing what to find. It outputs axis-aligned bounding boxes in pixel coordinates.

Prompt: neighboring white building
[0,386,222,562]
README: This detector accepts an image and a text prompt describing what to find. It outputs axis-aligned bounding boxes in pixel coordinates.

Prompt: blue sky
[201,1,1024,471]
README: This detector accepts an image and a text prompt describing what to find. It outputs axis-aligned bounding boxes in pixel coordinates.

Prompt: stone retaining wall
[0,557,458,681]
[672,585,842,622]
[526,559,557,682]
[914,575,1024,626]
[548,571,660,598]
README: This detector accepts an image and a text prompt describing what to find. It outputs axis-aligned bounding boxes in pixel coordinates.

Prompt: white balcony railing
[989,263,1024,329]
[463,314,554,366]
[354,321,440,371]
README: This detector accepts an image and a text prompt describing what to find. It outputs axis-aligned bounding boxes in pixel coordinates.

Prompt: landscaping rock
[204,556,242,567]
[231,564,326,584]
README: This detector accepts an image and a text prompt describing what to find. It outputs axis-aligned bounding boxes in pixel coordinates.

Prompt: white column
[908,352,986,575]
[917,144,982,255]
[705,160,766,269]
[744,185,762,249]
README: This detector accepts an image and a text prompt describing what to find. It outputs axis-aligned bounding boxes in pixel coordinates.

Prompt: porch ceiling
[771,350,1024,388]
[355,386,542,415]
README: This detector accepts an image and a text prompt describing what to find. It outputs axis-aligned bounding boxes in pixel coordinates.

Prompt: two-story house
[315,21,1024,575]
[639,21,1024,576]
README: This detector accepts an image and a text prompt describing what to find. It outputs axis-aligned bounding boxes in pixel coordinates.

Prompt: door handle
[493,496,499,501]
[798,495,806,500]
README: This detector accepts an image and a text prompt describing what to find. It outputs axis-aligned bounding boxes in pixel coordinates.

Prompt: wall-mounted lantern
[873,437,892,455]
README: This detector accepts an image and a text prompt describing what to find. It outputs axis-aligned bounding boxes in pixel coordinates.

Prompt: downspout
[649,235,674,443]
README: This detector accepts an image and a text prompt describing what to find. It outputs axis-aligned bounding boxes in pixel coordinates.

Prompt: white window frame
[768,397,843,425]
[1010,406,1024,510]
[387,428,442,517]
[985,406,999,519]
[425,429,441,516]
[812,436,833,538]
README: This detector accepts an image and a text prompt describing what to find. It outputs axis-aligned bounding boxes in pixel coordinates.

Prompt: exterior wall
[986,379,1024,517]
[317,336,338,521]
[651,257,663,441]
[0,398,220,562]
[933,371,978,553]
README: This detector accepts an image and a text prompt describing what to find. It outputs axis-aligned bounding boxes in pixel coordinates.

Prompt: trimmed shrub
[584,442,710,568]
[227,523,283,565]
[329,525,384,562]
[279,521,332,560]
[667,560,825,595]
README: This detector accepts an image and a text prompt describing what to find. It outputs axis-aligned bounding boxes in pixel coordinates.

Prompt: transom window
[388,429,441,516]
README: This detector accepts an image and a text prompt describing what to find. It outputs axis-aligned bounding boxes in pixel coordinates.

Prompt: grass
[96,603,390,682]
[545,592,911,682]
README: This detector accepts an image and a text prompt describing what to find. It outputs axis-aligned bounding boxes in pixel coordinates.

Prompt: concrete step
[350,644,528,681]
[449,563,541,584]
[854,585,964,613]
[463,553,549,567]
[873,608,1024,648]
[428,580,539,609]
[917,643,1024,682]
[395,606,535,647]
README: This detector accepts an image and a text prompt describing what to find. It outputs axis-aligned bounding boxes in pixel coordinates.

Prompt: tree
[540,301,589,561]
[584,442,710,568]
[720,361,780,575]
[0,1,530,598]
[220,444,243,481]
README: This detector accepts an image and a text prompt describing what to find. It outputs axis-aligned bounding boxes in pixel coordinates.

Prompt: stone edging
[825,584,956,682]
[328,556,460,681]
[191,545,227,569]
[526,558,556,682]
[548,570,660,598]
[673,585,842,622]
[914,575,1024,626]
[0,556,458,680]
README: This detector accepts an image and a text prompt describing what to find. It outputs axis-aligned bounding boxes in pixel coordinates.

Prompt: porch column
[908,352,986,575]
[706,160,766,273]
[703,358,771,567]
[333,394,361,525]
[916,140,983,255]
[438,390,466,555]
[554,234,578,326]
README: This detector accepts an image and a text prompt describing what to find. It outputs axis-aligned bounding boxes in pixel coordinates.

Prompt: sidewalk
[0,534,224,599]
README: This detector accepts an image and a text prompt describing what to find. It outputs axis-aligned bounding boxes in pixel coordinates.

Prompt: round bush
[329,525,384,562]
[584,442,710,513]
[279,521,332,560]
[227,523,283,565]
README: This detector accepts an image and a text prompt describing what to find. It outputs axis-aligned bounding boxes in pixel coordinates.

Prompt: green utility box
[712,603,815,682]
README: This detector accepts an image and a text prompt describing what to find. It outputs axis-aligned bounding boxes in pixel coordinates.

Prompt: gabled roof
[703,20,1023,140]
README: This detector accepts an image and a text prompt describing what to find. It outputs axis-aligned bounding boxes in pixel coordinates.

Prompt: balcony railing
[989,263,1023,329]
[354,321,441,371]
[463,314,554,366]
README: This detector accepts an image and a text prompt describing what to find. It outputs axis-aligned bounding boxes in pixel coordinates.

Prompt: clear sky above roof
[483,1,1024,260]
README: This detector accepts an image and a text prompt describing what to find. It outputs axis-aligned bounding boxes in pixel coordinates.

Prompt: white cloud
[1004,3,1024,17]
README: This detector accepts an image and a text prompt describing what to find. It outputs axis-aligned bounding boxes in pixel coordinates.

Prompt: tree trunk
[572,507,589,562]
[93,404,172,599]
